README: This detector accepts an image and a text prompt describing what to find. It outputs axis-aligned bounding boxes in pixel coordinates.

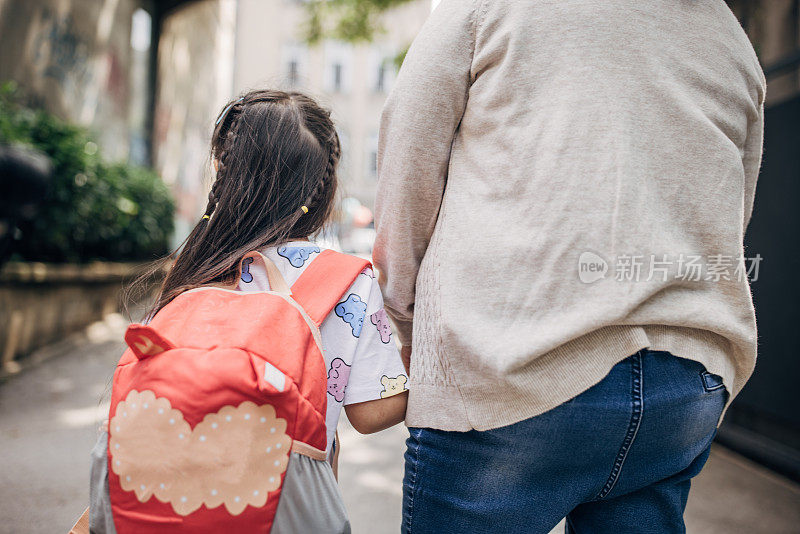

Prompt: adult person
[373,1,765,532]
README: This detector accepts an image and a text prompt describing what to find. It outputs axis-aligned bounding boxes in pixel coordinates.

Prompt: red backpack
[105,249,369,533]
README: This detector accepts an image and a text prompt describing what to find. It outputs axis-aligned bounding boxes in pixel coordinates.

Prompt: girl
[88,90,408,533]
[163,90,408,444]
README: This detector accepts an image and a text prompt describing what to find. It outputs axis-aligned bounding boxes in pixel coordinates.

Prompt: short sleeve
[342,273,409,406]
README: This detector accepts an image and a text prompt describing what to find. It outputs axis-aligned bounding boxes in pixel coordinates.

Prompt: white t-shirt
[235,241,408,454]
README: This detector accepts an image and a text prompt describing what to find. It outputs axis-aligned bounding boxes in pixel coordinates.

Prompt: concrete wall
[0,261,161,374]
[0,0,152,162]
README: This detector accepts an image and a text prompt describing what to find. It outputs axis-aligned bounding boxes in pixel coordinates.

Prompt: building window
[376,62,386,93]
[128,8,152,165]
[369,48,396,93]
[333,63,343,92]
[130,8,152,52]
[283,44,308,88]
[324,41,352,94]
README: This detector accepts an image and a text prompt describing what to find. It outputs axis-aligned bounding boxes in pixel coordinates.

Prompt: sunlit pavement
[1,318,799,534]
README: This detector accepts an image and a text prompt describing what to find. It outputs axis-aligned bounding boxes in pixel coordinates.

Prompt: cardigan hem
[405,325,742,432]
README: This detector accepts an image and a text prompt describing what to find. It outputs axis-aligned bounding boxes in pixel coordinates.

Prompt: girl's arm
[344,390,408,434]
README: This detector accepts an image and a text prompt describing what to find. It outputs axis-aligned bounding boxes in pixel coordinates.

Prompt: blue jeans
[402,350,728,533]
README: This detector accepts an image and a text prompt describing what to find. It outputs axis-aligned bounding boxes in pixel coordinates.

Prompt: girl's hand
[344,391,408,434]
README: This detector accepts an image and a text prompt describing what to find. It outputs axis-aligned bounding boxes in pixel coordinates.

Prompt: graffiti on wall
[20,4,139,162]
[31,10,90,87]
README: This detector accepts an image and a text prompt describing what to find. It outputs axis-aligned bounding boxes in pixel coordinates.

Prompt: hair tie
[300,205,309,214]
[215,97,244,126]
[202,214,210,220]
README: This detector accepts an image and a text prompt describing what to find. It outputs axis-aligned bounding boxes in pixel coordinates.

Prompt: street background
[1,0,799,532]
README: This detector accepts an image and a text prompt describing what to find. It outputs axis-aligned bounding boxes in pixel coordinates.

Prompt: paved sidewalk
[1,320,798,533]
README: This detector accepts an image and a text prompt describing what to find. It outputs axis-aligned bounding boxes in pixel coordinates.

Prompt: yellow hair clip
[300,205,309,214]
[202,215,210,220]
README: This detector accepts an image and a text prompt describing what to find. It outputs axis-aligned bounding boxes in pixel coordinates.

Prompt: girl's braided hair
[149,90,341,317]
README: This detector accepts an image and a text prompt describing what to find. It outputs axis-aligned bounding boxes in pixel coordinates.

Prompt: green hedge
[0,82,175,263]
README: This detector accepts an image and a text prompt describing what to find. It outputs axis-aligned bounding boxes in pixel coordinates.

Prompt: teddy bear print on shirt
[277,246,320,268]
[327,358,351,403]
[370,309,392,344]
[240,257,255,283]
[335,294,367,337]
[380,375,408,398]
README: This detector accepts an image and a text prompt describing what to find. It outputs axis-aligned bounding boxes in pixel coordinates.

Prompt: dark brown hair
[148,89,340,317]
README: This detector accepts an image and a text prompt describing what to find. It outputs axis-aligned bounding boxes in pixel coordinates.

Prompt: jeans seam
[596,350,644,500]
[404,429,422,533]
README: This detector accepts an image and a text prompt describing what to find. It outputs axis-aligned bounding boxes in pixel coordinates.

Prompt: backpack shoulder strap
[291,249,371,327]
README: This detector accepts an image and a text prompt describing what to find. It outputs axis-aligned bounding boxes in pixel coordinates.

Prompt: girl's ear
[213,158,219,172]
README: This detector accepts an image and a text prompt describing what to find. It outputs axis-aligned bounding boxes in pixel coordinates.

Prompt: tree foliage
[303,0,417,44]
[0,81,175,263]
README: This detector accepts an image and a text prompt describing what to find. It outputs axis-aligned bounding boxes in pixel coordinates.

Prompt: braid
[306,131,340,210]
[205,100,246,218]
[203,181,221,217]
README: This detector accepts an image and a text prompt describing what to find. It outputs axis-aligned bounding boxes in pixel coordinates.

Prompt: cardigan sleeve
[742,97,764,231]
[372,0,480,346]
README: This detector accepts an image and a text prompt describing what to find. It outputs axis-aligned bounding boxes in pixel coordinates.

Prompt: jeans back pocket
[700,371,725,392]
